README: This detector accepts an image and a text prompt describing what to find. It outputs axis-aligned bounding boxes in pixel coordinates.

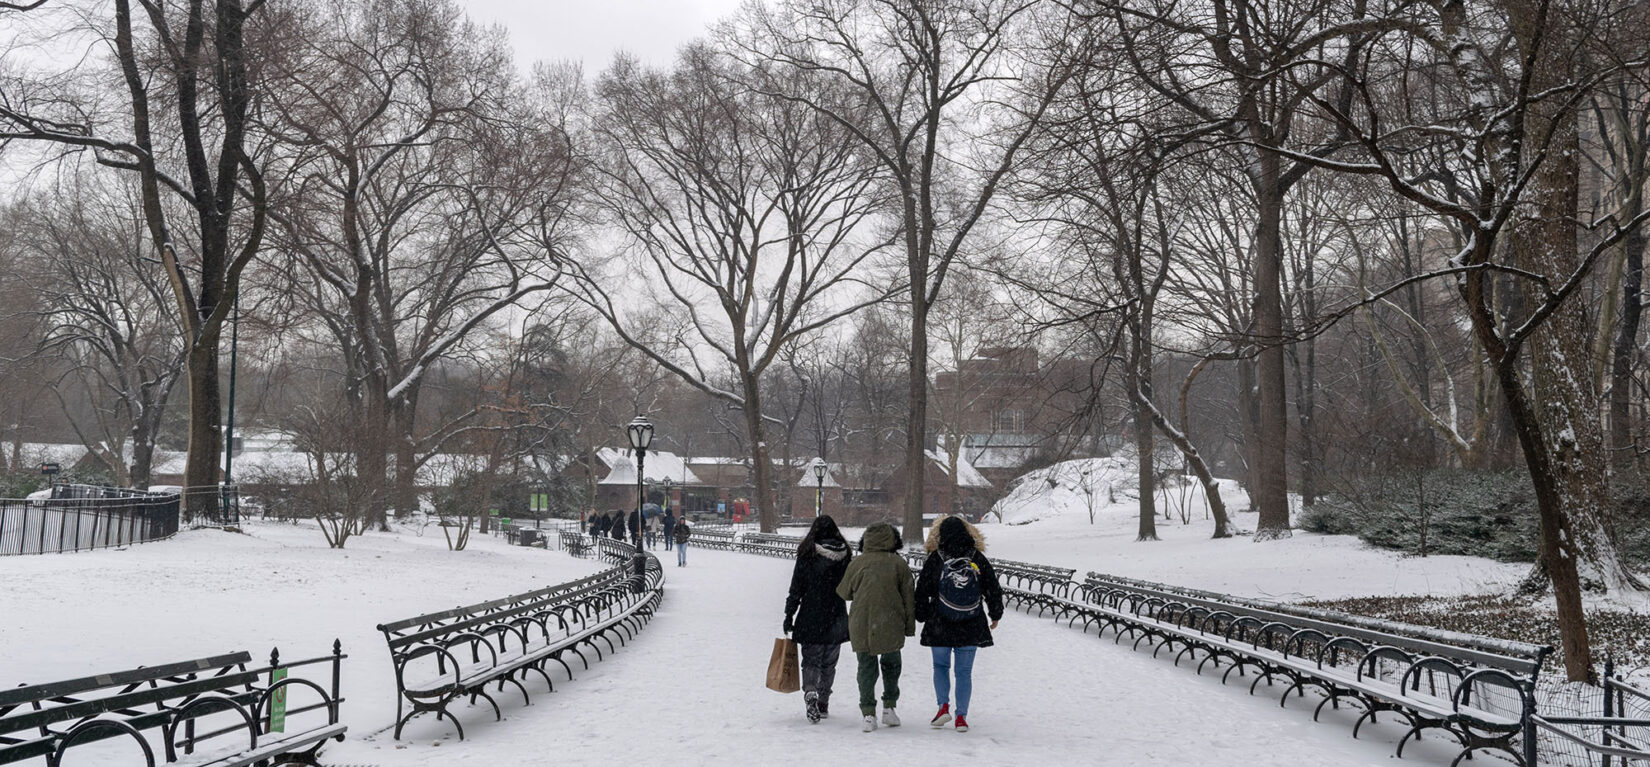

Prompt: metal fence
[0,488,181,555]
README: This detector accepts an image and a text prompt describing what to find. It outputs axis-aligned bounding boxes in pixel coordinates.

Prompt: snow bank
[0,519,600,735]
[980,458,1527,602]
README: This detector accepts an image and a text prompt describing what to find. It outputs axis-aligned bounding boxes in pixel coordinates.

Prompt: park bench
[989,557,1076,598]
[1024,572,1552,766]
[375,550,662,740]
[740,532,802,558]
[688,526,739,551]
[0,644,346,767]
[559,530,592,558]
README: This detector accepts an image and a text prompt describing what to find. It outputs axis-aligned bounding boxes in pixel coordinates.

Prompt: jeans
[800,643,842,709]
[665,533,674,550]
[932,646,978,716]
[677,541,688,566]
[856,651,902,715]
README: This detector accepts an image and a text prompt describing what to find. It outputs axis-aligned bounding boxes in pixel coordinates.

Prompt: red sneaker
[955,714,969,733]
[929,703,951,728]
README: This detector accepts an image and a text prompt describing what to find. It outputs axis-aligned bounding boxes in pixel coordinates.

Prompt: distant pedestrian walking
[836,521,914,733]
[915,515,1003,734]
[663,510,677,551]
[783,515,852,723]
[646,507,661,549]
[673,516,691,566]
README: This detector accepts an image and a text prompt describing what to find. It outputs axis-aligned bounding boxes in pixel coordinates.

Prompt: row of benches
[998,570,1550,766]
[1,645,346,767]
[688,527,741,552]
[375,539,664,739]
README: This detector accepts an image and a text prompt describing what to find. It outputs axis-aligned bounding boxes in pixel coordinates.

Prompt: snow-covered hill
[978,457,1527,602]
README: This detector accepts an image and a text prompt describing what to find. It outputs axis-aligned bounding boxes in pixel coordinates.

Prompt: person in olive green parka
[835,521,916,731]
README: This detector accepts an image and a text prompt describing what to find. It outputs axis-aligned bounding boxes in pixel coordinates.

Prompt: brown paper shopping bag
[765,637,801,693]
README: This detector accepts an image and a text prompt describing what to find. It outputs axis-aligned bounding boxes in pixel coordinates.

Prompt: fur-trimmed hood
[924,515,986,555]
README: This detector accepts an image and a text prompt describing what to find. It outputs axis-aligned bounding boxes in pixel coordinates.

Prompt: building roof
[794,462,842,489]
[595,447,703,486]
[926,450,994,488]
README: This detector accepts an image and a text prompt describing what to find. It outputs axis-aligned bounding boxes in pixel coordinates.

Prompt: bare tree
[579,43,894,532]
[1,0,278,515]
[7,177,184,486]
[1289,0,1650,679]
[262,0,585,526]
[745,0,1077,540]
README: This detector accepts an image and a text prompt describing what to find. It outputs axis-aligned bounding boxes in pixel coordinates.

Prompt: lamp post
[811,457,827,518]
[625,416,653,590]
[221,291,240,523]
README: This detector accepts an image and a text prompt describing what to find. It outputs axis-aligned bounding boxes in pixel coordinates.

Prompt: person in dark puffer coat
[915,515,1003,733]
[784,515,853,724]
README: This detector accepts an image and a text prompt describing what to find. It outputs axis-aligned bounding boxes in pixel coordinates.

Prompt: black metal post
[632,450,646,594]
[222,291,240,524]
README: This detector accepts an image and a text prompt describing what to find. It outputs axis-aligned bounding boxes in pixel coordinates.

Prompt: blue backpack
[937,556,983,621]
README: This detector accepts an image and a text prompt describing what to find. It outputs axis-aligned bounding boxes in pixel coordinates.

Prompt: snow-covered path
[330,546,1461,766]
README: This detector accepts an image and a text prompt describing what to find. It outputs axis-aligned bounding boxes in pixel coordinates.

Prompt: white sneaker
[882,708,901,727]
[862,715,877,732]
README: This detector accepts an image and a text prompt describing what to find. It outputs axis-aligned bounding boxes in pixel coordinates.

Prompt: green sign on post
[489,508,499,516]
[270,668,288,733]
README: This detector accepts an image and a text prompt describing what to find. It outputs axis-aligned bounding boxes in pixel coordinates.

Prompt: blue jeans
[932,646,977,716]
[677,541,688,566]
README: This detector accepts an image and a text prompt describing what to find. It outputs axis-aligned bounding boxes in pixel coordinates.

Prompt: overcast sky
[461,0,750,74]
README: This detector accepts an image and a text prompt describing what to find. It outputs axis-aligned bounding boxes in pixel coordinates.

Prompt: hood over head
[925,515,986,557]
[860,521,902,553]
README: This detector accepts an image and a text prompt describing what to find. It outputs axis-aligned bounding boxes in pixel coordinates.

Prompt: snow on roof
[16,443,91,466]
[596,448,703,486]
[926,450,993,488]
[794,462,842,488]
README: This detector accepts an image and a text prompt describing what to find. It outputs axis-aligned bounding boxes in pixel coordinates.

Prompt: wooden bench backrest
[379,567,629,650]
[0,653,257,737]
[377,568,623,635]
[1085,573,1548,678]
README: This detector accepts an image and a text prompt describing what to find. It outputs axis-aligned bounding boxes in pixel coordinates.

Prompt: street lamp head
[626,415,654,452]
[662,477,673,489]
[812,457,827,481]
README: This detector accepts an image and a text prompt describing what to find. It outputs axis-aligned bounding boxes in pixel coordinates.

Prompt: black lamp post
[625,416,653,588]
[811,457,827,518]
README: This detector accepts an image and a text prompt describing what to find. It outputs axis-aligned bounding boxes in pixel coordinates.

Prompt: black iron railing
[0,489,181,555]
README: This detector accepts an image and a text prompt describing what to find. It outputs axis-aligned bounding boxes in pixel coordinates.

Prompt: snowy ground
[975,458,1530,601]
[330,545,1458,767]
[2,515,1496,766]
[0,520,600,737]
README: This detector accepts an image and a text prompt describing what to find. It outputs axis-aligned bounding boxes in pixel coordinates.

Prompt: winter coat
[785,539,851,645]
[673,519,692,544]
[835,522,915,655]
[915,516,1005,648]
[662,514,677,537]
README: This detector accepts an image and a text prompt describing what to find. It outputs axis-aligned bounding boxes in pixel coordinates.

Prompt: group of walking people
[783,514,1003,733]
[586,506,692,566]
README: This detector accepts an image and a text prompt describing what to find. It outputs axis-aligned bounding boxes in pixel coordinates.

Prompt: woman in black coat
[783,515,852,724]
[914,515,1003,733]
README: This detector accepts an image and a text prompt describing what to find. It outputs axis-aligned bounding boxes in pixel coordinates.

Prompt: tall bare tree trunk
[1610,187,1645,473]
[742,372,779,533]
[394,393,420,517]
[1250,154,1292,538]
[183,324,224,512]
[905,293,929,541]
[1134,321,1158,541]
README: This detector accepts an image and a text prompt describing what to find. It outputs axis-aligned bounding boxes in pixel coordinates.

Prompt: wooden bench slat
[0,653,252,709]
